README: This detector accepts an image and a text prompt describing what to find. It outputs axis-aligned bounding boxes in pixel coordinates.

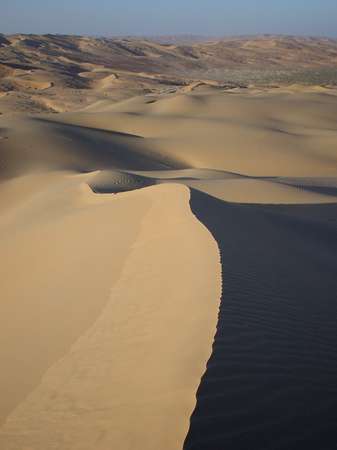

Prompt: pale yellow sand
[0,85,336,449]
[2,87,336,203]
[0,173,221,449]
[41,88,337,178]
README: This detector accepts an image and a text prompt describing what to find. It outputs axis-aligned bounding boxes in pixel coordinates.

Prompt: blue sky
[2,0,337,37]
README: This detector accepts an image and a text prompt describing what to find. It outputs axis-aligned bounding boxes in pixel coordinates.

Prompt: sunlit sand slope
[0,86,336,450]
[0,175,221,450]
[23,87,337,204]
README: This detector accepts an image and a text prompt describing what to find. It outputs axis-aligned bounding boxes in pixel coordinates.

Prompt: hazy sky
[2,0,337,37]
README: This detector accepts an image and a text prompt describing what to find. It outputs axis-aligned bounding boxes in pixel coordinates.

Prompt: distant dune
[1,34,337,113]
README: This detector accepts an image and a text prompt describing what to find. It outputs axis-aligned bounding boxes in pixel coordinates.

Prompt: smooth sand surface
[0,86,336,449]
[0,174,221,449]
[21,87,337,204]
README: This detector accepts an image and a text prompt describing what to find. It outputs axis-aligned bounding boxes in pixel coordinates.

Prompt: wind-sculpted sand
[0,174,221,450]
[0,85,336,449]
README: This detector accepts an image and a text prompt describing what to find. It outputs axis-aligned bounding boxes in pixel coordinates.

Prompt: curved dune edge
[0,175,221,450]
[89,169,337,204]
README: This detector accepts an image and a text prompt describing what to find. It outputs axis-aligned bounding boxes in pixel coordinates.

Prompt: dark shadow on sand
[185,190,337,450]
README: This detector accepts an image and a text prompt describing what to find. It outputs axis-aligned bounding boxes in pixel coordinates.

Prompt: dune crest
[0,177,221,450]
[0,67,336,449]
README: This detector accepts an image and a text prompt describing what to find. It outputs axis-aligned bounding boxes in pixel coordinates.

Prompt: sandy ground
[0,85,336,449]
[0,174,221,450]
[185,193,337,450]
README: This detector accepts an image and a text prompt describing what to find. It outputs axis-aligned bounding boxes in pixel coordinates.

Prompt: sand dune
[2,34,337,113]
[185,192,337,450]
[87,169,337,204]
[0,174,221,449]
[25,87,337,205]
[0,81,336,450]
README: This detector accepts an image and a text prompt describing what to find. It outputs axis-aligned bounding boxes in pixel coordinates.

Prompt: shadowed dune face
[185,192,337,450]
[42,88,337,177]
[0,116,185,180]
[0,84,336,450]
[2,88,337,203]
[16,88,336,205]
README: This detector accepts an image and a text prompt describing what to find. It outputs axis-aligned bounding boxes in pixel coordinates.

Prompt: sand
[0,81,336,449]
[185,192,337,450]
[0,173,221,449]
[2,34,337,114]
[2,86,336,201]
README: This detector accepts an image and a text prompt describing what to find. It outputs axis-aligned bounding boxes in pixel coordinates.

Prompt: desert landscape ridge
[0,32,337,450]
[0,179,221,450]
